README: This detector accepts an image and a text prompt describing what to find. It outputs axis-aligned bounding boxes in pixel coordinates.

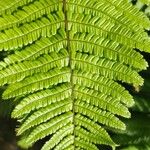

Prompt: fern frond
[17,99,72,135]
[75,126,110,145]
[0,30,67,69]
[54,135,74,150]
[75,114,115,145]
[112,113,150,148]
[19,112,73,147]
[67,3,150,52]
[70,33,148,70]
[74,85,130,118]
[73,70,134,107]
[67,0,150,30]
[0,0,62,30]
[0,12,64,51]
[3,67,70,99]
[12,83,71,117]
[41,123,74,150]
[73,53,143,85]
[75,100,126,130]
[0,51,69,85]
[75,137,98,150]
[0,0,150,149]
[0,0,35,15]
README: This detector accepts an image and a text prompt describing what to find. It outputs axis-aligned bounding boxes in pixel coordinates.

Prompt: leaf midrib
[63,0,75,149]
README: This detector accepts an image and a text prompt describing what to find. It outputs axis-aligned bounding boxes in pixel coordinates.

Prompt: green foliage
[113,113,150,146]
[0,0,150,149]
[112,63,150,150]
[133,77,150,113]
[121,145,150,150]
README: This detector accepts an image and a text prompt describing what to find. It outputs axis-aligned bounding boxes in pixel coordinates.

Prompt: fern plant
[0,0,150,149]
[113,52,150,150]
[112,113,150,149]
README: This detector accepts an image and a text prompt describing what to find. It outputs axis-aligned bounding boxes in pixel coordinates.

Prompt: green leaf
[0,0,150,149]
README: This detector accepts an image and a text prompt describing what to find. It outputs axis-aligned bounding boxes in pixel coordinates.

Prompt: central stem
[63,0,75,148]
